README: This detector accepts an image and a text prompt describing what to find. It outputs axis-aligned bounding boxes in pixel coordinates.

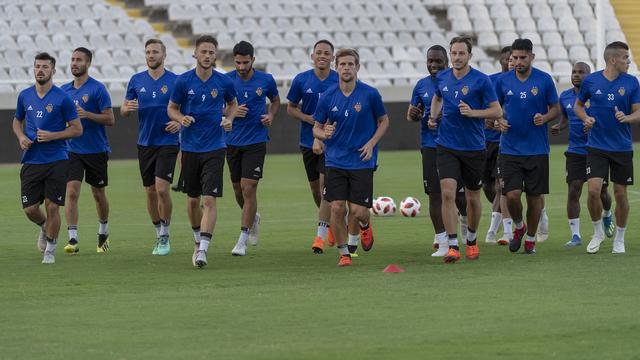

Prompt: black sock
[200,232,212,241]
[448,234,459,250]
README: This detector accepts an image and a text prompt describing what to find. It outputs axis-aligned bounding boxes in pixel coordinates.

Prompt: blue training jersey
[125,70,179,146]
[496,68,558,156]
[15,85,78,164]
[410,76,438,148]
[578,70,640,152]
[313,80,386,170]
[225,69,279,146]
[61,77,112,154]
[287,69,339,148]
[434,67,497,151]
[170,68,236,152]
[484,72,504,143]
[560,88,590,155]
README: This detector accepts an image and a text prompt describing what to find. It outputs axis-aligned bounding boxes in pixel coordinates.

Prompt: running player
[484,46,511,245]
[312,48,389,267]
[574,41,640,254]
[429,36,502,263]
[494,38,559,254]
[167,35,238,267]
[122,39,180,255]
[287,40,339,254]
[13,52,82,264]
[225,41,280,256]
[551,62,615,247]
[61,47,115,254]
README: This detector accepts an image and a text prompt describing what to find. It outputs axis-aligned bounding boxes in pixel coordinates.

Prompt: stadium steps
[610,0,640,53]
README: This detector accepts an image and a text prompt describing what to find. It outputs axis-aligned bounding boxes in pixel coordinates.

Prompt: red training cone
[382,264,405,273]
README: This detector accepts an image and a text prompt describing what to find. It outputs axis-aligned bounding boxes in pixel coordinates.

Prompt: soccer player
[312,48,389,267]
[429,36,502,263]
[13,52,82,264]
[61,47,115,254]
[407,45,467,256]
[225,41,280,256]
[484,46,511,245]
[574,41,640,254]
[167,35,238,267]
[287,40,339,254]
[122,39,180,255]
[494,38,560,254]
[551,62,615,247]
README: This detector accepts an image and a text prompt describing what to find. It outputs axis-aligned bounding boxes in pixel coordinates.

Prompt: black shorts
[436,145,485,191]
[586,147,633,185]
[421,147,440,194]
[67,152,109,187]
[324,167,373,208]
[138,145,179,187]
[300,146,325,182]
[483,141,500,184]
[182,149,225,198]
[566,152,610,186]
[226,142,266,183]
[500,154,549,195]
[20,160,68,208]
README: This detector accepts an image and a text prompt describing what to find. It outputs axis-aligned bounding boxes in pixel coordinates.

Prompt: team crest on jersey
[210,89,218,98]
[618,87,625,96]
[461,85,469,96]
[531,87,538,96]
[256,87,263,97]
[161,85,168,94]
[585,100,591,108]
[46,104,53,113]
[354,102,362,112]
[82,94,89,103]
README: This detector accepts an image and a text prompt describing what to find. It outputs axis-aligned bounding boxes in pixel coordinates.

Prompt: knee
[66,188,80,201]
[146,185,157,197]
[506,191,520,203]
[587,186,601,199]
[241,183,257,199]
[331,202,347,217]
[91,188,106,202]
[613,187,627,202]
[202,196,216,209]
[156,186,170,199]
[441,189,456,203]
[24,206,39,219]
[45,201,59,215]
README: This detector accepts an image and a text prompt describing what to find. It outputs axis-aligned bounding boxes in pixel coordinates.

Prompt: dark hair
[427,45,448,59]
[574,61,592,72]
[145,38,166,53]
[233,41,254,57]
[73,47,93,62]
[511,39,533,53]
[449,36,473,53]
[604,41,629,62]
[500,46,512,54]
[195,35,218,49]
[335,48,359,65]
[34,52,56,67]
[313,39,334,52]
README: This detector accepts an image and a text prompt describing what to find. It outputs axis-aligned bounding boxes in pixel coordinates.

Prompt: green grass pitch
[1,146,639,359]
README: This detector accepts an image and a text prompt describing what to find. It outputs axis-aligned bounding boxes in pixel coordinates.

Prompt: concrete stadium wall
[0,101,595,164]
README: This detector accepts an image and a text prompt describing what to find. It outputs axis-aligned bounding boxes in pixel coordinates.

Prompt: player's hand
[165,121,181,134]
[18,135,33,150]
[550,123,561,136]
[36,129,56,142]
[614,106,628,123]
[324,122,336,139]
[75,104,86,119]
[359,141,375,161]
[220,117,232,132]
[260,113,273,127]
[408,105,423,122]
[312,138,324,155]
[180,115,195,127]
[533,113,546,126]
[427,115,438,129]
[494,118,510,132]
[485,118,495,130]
[125,99,138,113]
[235,104,248,118]
[458,100,474,117]
[583,116,595,132]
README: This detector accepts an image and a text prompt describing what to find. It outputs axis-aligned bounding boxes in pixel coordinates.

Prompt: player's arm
[287,102,315,125]
[221,98,238,132]
[533,102,560,126]
[459,100,502,119]
[359,114,390,161]
[36,118,82,142]
[78,107,115,126]
[551,111,569,136]
[429,95,443,128]
[261,95,280,127]
[12,118,32,150]
[407,86,423,122]
[615,103,640,124]
[120,98,138,117]
[573,98,595,131]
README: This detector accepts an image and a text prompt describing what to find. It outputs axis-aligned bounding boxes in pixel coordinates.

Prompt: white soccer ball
[400,197,421,217]
[371,196,396,217]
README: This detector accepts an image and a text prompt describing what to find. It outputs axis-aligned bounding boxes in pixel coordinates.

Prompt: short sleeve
[410,82,422,107]
[434,76,442,98]
[630,77,640,105]
[223,78,236,103]
[266,74,279,100]
[125,76,137,101]
[61,94,79,122]
[15,92,25,121]
[286,74,302,104]
[481,75,498,105]
[312,92,328,124]
[495,77,505,105]
[371,89,387,119]
[170,76,185,105]
[560,95,569,118]
[545,74,559,106]
[577,77,591,103]
[96,84,112,111]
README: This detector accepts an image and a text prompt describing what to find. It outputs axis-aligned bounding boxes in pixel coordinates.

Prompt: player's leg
[325,167,351,266]
[313,170,333,253]
[458,149,485,260]
[455,188,468,240]
[194,149,225,266]
[21,164,48,252]
[64,152,84,252]
[421,148,447,254]
[600,179,615,237]
[152,145,179,255]
[182,151,204,264]
[565,179,584,247]
[139,145,162,245]
[502,156,526,253]
[436,147,464,263]
[609,151,633,253]
[42,161,68,263]
[525,155,549,250]
[347,169,374,254]
[585,148,608,253]
[524,194,543,253]
[83,153,110,253]
[301,147,322,207]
